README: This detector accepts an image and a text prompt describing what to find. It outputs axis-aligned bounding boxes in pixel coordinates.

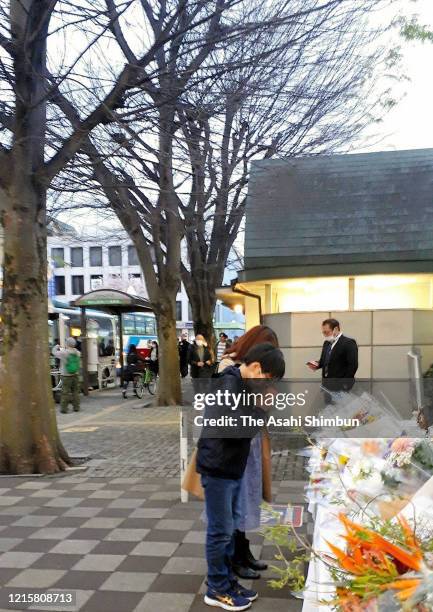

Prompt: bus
[48,305,157,393]
[49,304,118,392]
[122,312,157,357]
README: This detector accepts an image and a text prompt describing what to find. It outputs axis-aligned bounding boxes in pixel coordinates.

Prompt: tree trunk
[155,308,181,406]
[0,185,71,474]
[0,0,71,474]
[189,287,217,359]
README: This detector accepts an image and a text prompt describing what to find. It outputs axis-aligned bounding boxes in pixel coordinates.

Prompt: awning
[72,289,152,314]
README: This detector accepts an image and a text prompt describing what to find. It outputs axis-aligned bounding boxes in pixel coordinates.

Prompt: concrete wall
[263,309,433,379]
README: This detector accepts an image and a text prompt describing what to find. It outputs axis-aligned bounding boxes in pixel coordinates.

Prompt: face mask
[323,332,337,342]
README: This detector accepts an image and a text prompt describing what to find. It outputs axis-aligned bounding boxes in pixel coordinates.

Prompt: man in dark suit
[307,318,358,392]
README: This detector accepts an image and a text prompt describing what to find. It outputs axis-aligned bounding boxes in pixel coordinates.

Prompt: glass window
[276,277,349,312]
[123,314,136,335]
[354,275,433,310]
[108,246,122,266]
[188,302,192,321]
[51,248,64,268]
[90,275,103,290]
[71,275,84,295]
[145,316,156,335]
[176,301,182,321]
[54,275,65,295]
[128,245,139,266]
[135,315,146,335]
[89,246,102,267]
[70,247,83,267]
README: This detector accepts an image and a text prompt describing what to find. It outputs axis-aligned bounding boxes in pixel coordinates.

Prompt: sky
[362,0,433,152]
[58,0,433,238]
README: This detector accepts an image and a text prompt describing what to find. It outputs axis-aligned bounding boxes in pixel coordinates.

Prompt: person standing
[178,333,190,378]
[122,344,141,399]
[149,340,159,376]
[197,343,285,610]
[307,318,358,392]
[218,325,279,579]
[52,337,81,414]
[215,332,229,367]
[189,334,214,378]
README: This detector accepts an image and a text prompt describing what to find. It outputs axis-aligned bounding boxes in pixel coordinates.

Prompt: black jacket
[196,366,264,480]
[318,334,358,390]
[189,343,214,378]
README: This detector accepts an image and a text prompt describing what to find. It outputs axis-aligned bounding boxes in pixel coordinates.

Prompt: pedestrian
[178,332,190,377]
[215,332,229,367]
[218,324,279,579]
[189,334,214,378]
[122,344,141,399]
[307,318,358,393]
[197,343,285,610]
[149,340,159,376]
[52,337,81,414]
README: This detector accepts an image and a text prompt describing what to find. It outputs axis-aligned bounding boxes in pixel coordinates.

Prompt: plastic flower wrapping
[266,389,433,610]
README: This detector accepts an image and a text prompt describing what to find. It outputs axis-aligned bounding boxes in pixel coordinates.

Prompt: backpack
[65,352,80,375]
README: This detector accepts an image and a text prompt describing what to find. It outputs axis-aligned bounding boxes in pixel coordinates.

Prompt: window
[176,301,182,321]
[128,245,139,266]
[71,275,84,295]
[123,314,136,335]
[108,246,122,266]
[188,302,193,321]
[70,247,83,267]
[51,248,64,268]
[90,275,103,290]
[54,275,65,295]
[89,246,102,267]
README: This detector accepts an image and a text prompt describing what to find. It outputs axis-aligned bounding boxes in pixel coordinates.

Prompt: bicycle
[133,362,157,397]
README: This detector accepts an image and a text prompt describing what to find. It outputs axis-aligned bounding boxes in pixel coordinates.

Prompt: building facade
[219,148,433,382]
[47,231,244,338]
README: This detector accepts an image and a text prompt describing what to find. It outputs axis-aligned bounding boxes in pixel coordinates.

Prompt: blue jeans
[202,474,242,592]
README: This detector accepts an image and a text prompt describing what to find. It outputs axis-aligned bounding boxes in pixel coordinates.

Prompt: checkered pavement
[0,475,309,612]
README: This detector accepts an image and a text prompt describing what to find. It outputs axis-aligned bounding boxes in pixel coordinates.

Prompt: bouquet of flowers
[324,513,433,611]
[381,439,433,493]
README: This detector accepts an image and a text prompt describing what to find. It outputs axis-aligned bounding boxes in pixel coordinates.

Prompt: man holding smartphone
[307,318,358,392]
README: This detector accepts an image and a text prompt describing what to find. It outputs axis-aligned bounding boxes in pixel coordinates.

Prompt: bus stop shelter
[72,289,153,394]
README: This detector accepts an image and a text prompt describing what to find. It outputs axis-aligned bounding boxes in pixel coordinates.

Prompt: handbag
[181,448,204,500]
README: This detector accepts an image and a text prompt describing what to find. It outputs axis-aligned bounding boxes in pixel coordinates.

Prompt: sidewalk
[0,388,310,612]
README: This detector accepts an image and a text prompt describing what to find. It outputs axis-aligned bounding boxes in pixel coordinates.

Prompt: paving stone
[28,589,94,612]
[72,554,126,572]
[130,541,179,557]
[161,556,207,575]
[80,590,143,612]
[12,515,57,528]
[50,540,99,555]
[29,527,76,540]
[81,517,124,529]
[100,571,157,592]
[0,551,43,568]
[63,507,102,518]
[134,592,195,612]
[104,529,149,542]
[155,519,194,531]
[0,538,22,552]
[130,508,168,519]
[6,568,66,588]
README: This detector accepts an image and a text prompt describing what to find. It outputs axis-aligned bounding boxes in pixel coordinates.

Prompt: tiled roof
[244,149,433,277]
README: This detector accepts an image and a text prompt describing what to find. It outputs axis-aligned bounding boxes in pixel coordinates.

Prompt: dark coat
[196,366,264,480]
[189,343,214,378]
[318,334,358,391]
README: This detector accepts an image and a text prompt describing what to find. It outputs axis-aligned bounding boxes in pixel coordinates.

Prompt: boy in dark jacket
[197,343,285,611]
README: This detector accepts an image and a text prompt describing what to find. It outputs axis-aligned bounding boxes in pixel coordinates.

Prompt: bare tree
[0,0,238,472]
[177,0,399,345]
